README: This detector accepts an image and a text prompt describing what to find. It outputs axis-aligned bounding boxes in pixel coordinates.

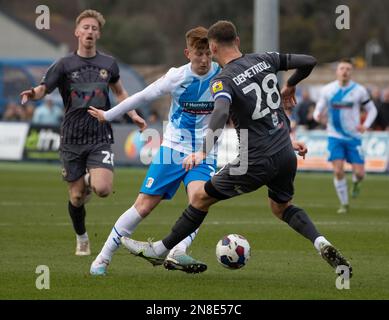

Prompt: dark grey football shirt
[210,52,292,162]
[41,51,120,144]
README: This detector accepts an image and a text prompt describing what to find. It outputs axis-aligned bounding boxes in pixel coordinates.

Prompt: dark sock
[68,201,86,235]
[162,205,207,249]
[282,205,321,243]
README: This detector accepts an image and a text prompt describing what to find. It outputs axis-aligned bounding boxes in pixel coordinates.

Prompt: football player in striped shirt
[314,58,377,213]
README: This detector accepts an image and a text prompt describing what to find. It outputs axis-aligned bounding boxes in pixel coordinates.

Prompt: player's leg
[68,144,114,259]
[163,162,215,273]
[170,180,206,255]
[158,161,247,256]
[68,178,91,256]
[83,170,92,204]
[347,141,365,198]
[267,145,326,247]
[332,160,349,213]
[351,163,364,198]
[61,144,91,256]
[268,145,352,276]
[87,143,115,197]
[90,193,162,275]
[121,160,262,264]
[270,198,352,276]
[91,146,182,275]
[104,193,162,258]
[329,138,349,213]
[89,168,113,197]
[270,198,329,250]
[120,185,217,264]
[163,182,206,273]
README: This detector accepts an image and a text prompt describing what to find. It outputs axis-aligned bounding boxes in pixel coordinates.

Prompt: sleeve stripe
[361,99,371,105]
[214,92,232,102]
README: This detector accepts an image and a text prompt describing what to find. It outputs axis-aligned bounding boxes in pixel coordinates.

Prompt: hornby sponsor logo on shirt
[331,101,353,109]
[181,101,214,114]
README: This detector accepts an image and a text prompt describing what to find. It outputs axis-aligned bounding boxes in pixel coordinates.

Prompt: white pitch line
[1,220,389,227]
[1,200,388,210]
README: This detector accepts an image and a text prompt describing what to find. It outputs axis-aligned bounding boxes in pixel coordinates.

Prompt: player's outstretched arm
[110,80,147,131]
[91,69,176,123]
[286,54,317,85]
[89,87,152,122]
[281,55,317,108]
[20,85,46,105]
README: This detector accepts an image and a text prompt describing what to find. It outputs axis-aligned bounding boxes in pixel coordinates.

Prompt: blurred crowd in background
[0,96,161,127]
[2,85,389,131]
[1,97,62,126]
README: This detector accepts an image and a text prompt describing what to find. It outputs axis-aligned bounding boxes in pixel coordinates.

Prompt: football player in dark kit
[121,20,352,277]
[122,21,352,276]
[20,9,146,256]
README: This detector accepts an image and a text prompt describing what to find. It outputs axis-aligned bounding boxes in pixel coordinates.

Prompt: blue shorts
[327,137,364,164]
[140,146,217,199]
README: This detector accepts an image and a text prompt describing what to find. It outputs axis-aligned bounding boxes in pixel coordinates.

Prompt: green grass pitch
[1,162,388,299]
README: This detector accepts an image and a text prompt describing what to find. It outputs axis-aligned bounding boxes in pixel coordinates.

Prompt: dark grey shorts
[60,143,114,182]
[205,144,297,204]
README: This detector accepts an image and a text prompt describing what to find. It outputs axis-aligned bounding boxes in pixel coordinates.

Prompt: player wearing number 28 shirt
[121,20,353,278]
[210,52,291,162]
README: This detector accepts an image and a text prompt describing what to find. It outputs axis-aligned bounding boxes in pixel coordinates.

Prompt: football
[216,234,251,269]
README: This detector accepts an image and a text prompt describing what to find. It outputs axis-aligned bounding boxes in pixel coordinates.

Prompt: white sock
[314,236,331,253]
[334,178,348,205]
[153,240,169,257]
[76,232,88,242]
[168,229,199,256]
[99,205,143,261]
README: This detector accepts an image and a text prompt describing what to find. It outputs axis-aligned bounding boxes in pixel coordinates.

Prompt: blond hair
[185,26,209,50]
[75,9,105,29]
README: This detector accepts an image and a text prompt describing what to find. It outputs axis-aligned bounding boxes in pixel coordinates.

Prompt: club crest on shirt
[271,112,279,127]
[99,69,108,79]
[71,71,79,79]
[212,81,224,93]
[145,177,154,188]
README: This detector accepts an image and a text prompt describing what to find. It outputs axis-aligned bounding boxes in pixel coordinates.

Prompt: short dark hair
[186,26,209,50]
[207,20,237,44]
[338,58,354,66]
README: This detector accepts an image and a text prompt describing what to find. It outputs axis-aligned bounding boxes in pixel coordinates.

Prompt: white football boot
[75,238,91,256]
[121,237,166,266]
[90,256,110,276]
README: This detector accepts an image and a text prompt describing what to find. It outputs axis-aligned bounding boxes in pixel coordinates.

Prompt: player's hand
[357,124,367,133]
[131,113,147,132]
[183,151,206,171]
[281,85,297,110]
[88,106,106,122]
[20,87,35,105]
[292,140,308,159]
